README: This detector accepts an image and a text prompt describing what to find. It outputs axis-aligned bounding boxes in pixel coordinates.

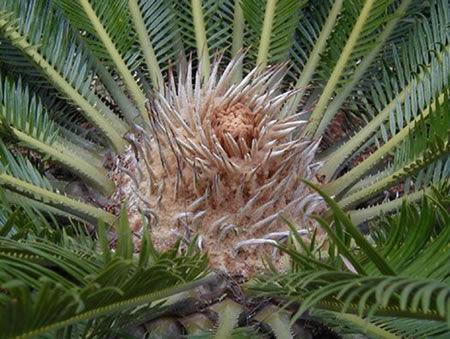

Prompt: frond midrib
[0,13,127,151]
[15,273,215,339]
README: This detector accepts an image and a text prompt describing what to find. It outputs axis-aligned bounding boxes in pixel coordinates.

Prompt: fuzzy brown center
[211,102,256,151]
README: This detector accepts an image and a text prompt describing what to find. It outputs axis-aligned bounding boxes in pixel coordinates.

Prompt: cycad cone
[111,56,325,275]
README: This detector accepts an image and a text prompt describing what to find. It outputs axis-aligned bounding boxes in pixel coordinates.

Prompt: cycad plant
[0,0,449,336]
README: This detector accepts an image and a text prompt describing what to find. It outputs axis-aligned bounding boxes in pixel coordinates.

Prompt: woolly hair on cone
[110,55,325,275]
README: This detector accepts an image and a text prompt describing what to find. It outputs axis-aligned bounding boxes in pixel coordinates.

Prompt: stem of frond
[305,0,376,137]
[191,0,210,77]
[0,173,116,225]
[339,141,449,210]
[348,185,435,225]
[255,307,294,339]
[12,128,115,195]
[56,131,105,164]
[283,0,344,114]
[212,299,242,339]
[95,60,140,124]
[79,0,149,124]
[6,190,92,222]
[256,0,277,67]
[324,90,445,196]
[231,0,245,82]
[128,0,164,89]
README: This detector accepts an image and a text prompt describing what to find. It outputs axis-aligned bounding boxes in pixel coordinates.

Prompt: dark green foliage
[248,185,450,337]
[0,212,209,338]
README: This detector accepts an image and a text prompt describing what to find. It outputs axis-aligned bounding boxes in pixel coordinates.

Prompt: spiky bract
[112,56,324,274]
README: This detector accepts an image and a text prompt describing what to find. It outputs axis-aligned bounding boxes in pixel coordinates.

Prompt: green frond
[0,143,116,225]
[174,0,239,76]
[303,179,396,275]
[312,310,449,338]
[53,0,149,122]
[0,0,128,151]
[0,37,51,88]
[0,223,210,338]
[256,273,450,322]
[0,75,114,194]
[0,195,56,239]
[306,0,407,136]
[131,0,183,74]
[0,36,136,126]
[241,0,305,67]
[310,0,414,133]
[173,0,197,53]
[337,87,450,209]
[393,85,450,186]
[0,76,57,145]
[5,190,96,235]
[284,0,343,113]
[321,0,450,180]
[172,0,211,76]
[128,0,164,88]
[248,193,450,337]
[369,198,450,278]
[41,96,108,151]
[368,317,450,337]
[53,0,138,68]
[176,1,239,57]
[326,82,450,197]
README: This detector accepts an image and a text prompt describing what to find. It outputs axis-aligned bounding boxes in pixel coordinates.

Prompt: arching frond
[51,0,148,122]
[0,143,116,225]
[0,194,57,239]
[248,188,450,338]
[128,0,178,87]
[337,87,450,210]
[312,309,450,338]
[241,0,305,67]
[0,75,114,194]
[0,37,51,88]
[0,0,128,150]
[284,0,343,111]
[173,0,238,76]
[0,216,210,338]
[322,0,450,181]
[53,0,137,67]
[306,0,401,136]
